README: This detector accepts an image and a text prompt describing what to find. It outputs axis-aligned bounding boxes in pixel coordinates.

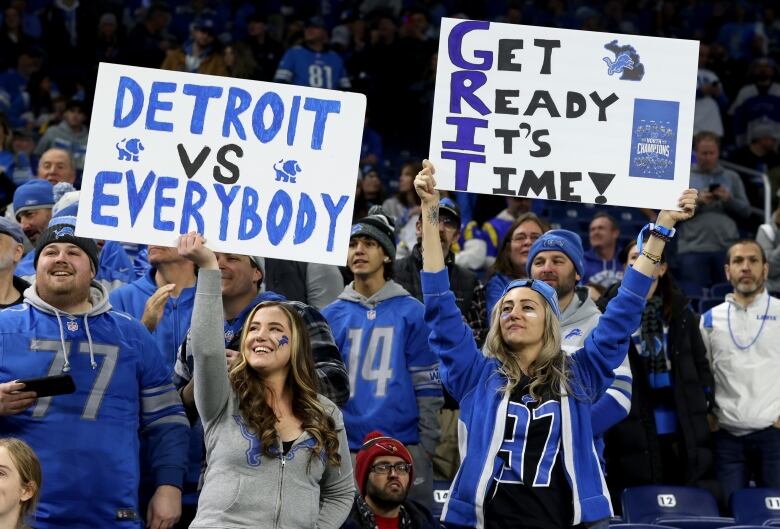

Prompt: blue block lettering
[267,190,292,246]
[126,169,156,226]
[180,180,207,234]
[213,184,240,241]
[304,98,341,150]
[153,176,178,231]
[321,194,349,252]
[252,91,284,143]
[183,84,224,134]
[287,95,301,146]
[238,186,262,240]
[293,192,316,244]
[223,87,251,140]
[145,81,177,132]
[91,171,121,227]
[113,77,144,128]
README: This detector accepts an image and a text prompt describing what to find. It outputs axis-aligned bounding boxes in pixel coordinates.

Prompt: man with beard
[528,230,633,452]
[700,240,780,503]
[345,431,436,529]
[0,219,188,529]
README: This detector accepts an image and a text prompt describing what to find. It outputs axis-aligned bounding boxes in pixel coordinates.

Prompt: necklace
[727,293,771,350]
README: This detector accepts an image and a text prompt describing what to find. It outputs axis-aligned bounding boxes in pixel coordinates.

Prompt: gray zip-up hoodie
[189,270,354,529]
[560,286,633,437]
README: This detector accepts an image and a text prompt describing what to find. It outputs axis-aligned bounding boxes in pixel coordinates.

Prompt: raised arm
[576,191,698,395]
[415,161,489,401]
[177,233,230,423]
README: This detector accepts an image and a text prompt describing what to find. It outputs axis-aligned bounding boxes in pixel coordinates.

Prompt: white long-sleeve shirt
[700,289,780,435]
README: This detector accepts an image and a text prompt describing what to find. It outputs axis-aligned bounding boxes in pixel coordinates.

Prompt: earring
[383,257,391,263]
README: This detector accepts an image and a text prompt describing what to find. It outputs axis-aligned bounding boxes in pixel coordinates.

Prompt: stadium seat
[708,282,732,298]
[622,486,735,527]
[431,480,452,519]
[610,525,680,529]
[730,488,780,526]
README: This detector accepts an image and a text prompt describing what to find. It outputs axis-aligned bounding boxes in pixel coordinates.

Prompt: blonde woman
[0,438,41,529]
[178,233,353,528]
[414,161,696,529]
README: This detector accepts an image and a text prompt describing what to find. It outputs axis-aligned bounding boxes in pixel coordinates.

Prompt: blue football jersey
[323,289,440,450]
[0,297,188,529]
[274,45,351,89]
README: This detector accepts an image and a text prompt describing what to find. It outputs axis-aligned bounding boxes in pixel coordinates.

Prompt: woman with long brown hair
[177,233,353,529]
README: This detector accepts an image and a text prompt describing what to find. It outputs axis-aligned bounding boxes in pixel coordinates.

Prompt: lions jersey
[274,45,351,89]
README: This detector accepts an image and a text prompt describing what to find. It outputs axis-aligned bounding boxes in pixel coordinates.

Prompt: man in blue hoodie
[323,206,442,510]
[0,219,189,529]
[110,245,197,371]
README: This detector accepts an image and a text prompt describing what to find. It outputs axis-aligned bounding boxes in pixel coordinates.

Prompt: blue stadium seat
[610,525,681,529]
[708,282,732,298]
[730,488,780,526]
[431,480,452,519]
[622,486,735,527]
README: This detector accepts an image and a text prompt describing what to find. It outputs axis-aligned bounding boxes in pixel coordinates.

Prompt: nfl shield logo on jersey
[67,320,79,332]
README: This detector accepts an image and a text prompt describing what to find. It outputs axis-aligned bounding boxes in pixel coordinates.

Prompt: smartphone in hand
[16,375,75,398]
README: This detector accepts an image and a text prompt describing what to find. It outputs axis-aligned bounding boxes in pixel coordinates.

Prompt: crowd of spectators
[0,1,779,529]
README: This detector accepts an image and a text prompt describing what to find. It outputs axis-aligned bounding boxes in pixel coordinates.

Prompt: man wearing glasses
[346,431,437,529]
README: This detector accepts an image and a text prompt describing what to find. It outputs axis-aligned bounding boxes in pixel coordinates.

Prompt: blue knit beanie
[13,180,55,219]
[525,229,584,278]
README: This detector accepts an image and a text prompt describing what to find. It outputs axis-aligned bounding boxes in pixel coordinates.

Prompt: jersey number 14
[346,327,394,398]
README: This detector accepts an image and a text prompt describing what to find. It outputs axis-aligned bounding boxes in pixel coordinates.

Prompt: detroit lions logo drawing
[564,328,582,340]
[234,415,262,467]
[602,40,645,80]
[604,52,633,75]
[273,159,302,183]
[116,138,144,162]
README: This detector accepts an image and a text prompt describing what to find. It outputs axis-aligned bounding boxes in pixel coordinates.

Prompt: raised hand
[657,188,698,227]
[177,232,218,270]
[413,159,439,206]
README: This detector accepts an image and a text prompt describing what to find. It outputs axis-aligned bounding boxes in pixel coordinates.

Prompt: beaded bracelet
[642,249,662,264]
[637,223,676,253]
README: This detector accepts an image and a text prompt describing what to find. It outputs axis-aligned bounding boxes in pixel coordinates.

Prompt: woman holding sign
[178,234,353,529]
[414,160,696,529]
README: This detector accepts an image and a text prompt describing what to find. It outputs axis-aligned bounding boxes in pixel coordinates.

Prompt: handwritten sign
[429,18,698,210]
[77,63,366,266]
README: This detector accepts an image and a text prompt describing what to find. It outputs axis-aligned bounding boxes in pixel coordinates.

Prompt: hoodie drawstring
[83,314,97,369]
[52,308,71,373]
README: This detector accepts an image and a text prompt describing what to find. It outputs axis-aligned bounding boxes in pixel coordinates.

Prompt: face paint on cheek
[523,311,539,318]
[277,336,289,347]
[500,312,511,319]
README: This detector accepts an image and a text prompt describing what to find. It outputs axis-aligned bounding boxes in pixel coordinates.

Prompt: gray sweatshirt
[189,270,354,529]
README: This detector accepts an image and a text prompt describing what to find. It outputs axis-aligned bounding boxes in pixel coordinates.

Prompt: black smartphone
[17,374,76,398]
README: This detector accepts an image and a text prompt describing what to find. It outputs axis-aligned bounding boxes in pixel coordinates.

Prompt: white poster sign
[77,63,366,266]
[429,18,699,210]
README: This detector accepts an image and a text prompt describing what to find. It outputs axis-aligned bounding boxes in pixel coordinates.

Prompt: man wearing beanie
[12,179,55,281]
[527,229,633,453]
[0,217,28,308]
[344,432,437,529]
[0,218,189,529]
[323,206,442,511]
